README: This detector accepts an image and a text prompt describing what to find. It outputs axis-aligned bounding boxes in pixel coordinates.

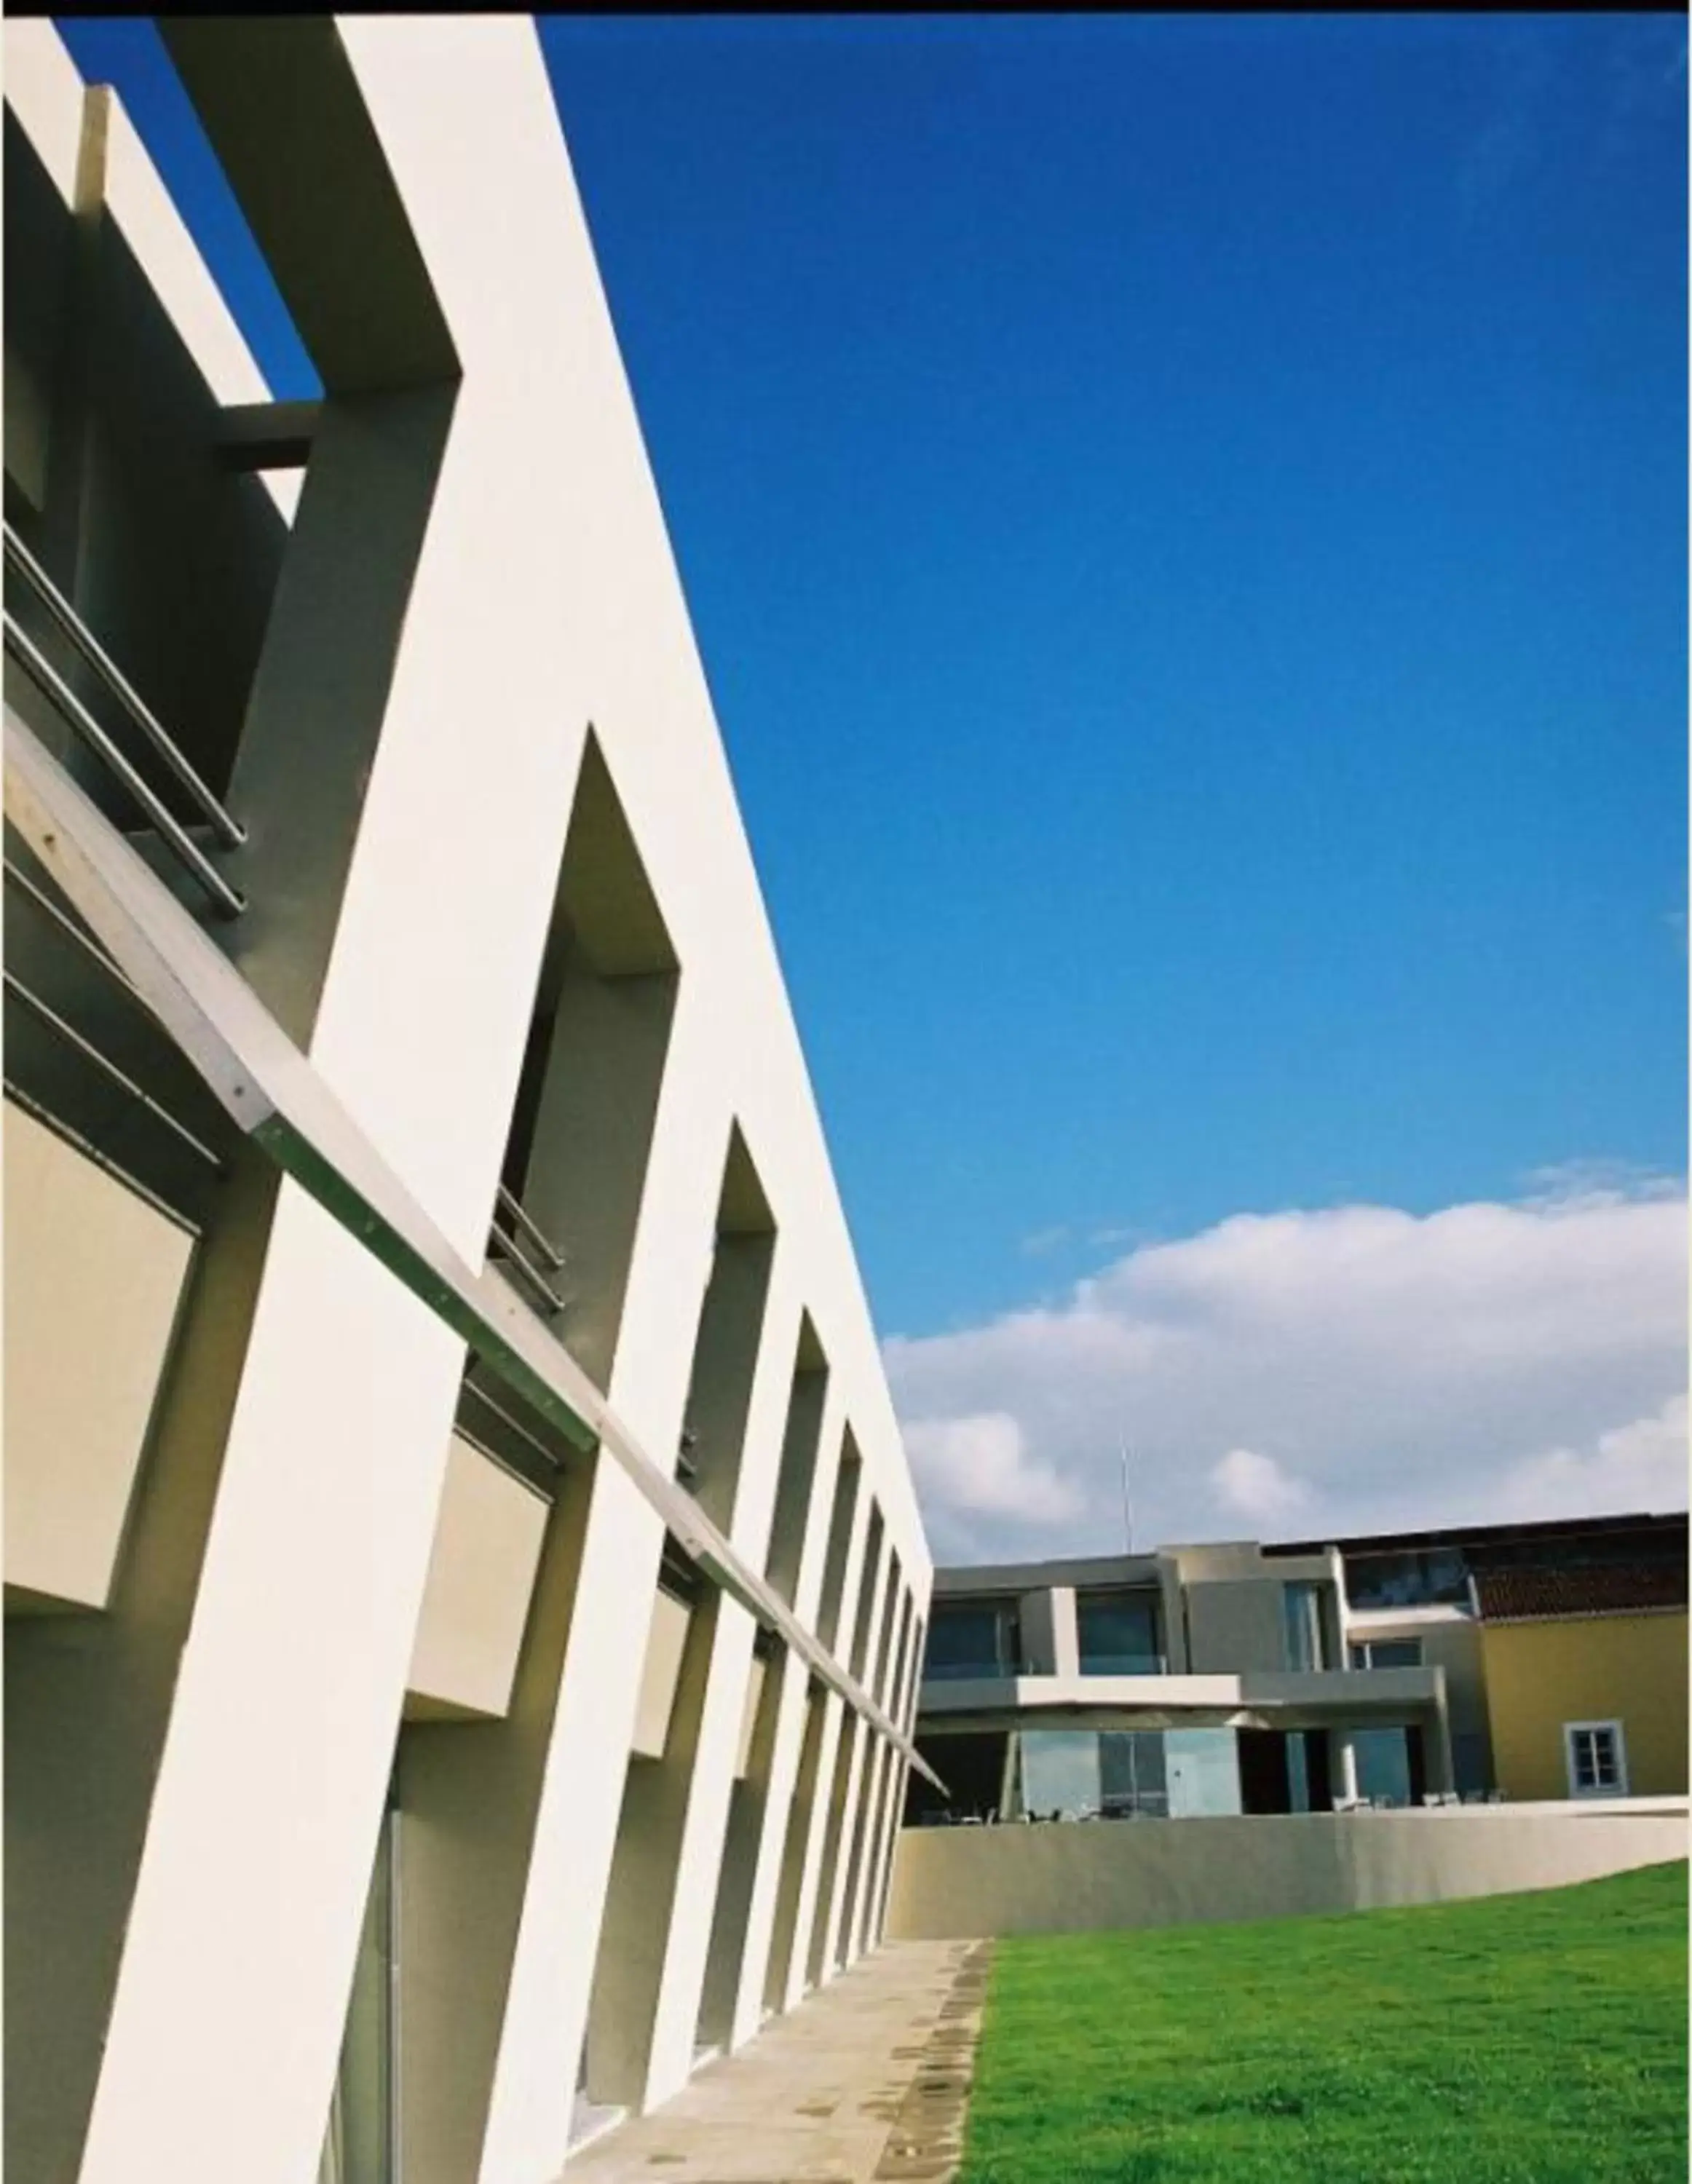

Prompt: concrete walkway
[559,1940,994,2183]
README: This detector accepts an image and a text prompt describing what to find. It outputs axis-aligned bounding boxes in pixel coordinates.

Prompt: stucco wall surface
[885,1810,1689,1939]
[1481,1614,1688,1801]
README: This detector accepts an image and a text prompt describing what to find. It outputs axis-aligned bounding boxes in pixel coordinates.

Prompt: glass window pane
[1098,1730,1136,1813]
[1020,1729,1101,1820]
[1353,1727,1412,1805]
[1287,1730,1312,1813]
[1077,1591,1161,1674]
[1345,1548,1471,1610]
[1166,1728,1241,1816]
[1284,1583,1326,1671]
[928,1603,1016,1679]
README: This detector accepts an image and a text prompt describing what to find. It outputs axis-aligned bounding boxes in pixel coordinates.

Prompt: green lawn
[959,1860,1688,2184]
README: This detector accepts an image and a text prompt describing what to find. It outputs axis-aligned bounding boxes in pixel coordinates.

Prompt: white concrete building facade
[909,1543,1457,1824]
[2,20,930,2184]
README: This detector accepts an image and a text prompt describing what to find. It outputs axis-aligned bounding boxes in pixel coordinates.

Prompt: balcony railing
[486,1182,569,1317]
[1078,1653,1167,1677]
[4,850,228,1222]
[3,523,247,917]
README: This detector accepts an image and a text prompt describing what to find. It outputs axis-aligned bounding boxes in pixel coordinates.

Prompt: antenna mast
[1119,1434,1134,1556]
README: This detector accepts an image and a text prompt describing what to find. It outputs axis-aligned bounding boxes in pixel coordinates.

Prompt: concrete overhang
[920,1663,1445,1735]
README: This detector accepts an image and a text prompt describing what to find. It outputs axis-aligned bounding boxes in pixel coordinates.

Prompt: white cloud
[1495,1393,1689,1521]
[1212,1447,1310,1526]
[900,1411,1084,1562]
[886,1177,1688,1563]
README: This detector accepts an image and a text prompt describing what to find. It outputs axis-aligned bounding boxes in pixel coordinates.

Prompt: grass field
[958,1860,1688,2184]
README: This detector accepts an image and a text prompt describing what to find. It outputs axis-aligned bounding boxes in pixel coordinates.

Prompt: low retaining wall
[885,1805,1688,1939]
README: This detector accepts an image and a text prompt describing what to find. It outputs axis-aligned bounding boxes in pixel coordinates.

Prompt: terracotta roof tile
[1473,1561,1688,1623]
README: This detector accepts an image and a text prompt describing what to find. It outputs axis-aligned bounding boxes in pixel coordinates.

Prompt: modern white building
[907,1541,1458,1824]
[907,1515,1692,1827]
[3,20,931,2184]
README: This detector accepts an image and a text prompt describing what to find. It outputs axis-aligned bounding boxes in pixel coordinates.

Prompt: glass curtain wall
[1282,1583,1328,1671]
[1076,1590,1163,1675]
[1353,1725,1413,1806]
[1344,1547,1470,1610]
[1013,1728,1241,1819]
[1166,1728,1243,1815]
[925,1600,1022,1680]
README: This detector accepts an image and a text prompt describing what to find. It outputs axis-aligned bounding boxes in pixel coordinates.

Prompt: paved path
[560,1939,994,2183]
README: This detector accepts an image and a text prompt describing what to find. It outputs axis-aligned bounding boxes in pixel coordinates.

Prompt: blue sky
[538,13,1687,1350]
[58,16,1685,1412]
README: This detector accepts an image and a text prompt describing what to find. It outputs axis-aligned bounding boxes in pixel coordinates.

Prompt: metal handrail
[495,1182,566,1270]
[487,1182,569,1313]
[5,856,148,1006]
[4,970,224,1171]
[486,1217,567,1315]
[459,1375,566,1478]
[4,617,247,919]
[3,525,245,850]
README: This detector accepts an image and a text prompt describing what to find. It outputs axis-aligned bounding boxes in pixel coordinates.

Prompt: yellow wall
[1481,1613,1688,1800]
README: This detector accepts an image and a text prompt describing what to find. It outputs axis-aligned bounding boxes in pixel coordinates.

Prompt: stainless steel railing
[3,847,228,1188]
[2,524,247,917]
[486,1182,569,1315]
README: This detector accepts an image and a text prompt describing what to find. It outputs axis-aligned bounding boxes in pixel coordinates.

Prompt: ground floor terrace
[908,1667,1456,1825]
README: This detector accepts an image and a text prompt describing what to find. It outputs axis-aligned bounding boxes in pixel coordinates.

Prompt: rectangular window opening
[489,732,680,1387]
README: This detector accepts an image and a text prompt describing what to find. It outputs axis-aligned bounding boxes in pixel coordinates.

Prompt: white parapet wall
[886,1807,1691,1940]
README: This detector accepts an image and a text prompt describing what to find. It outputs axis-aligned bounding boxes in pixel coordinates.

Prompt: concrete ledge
[885,1808,1689,1939]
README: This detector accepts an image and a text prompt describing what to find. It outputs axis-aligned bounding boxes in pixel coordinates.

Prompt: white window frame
[1563,1718,1629,1800]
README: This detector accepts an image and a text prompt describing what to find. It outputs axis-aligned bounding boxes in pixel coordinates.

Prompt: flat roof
[1265,1509,1685,1559]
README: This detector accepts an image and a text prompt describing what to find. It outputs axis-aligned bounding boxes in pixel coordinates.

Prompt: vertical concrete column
[579,1174,791,2119]
[724,1378,850,2049]
[6,1149,281,2184]
[868,1619,927,1950]
[825,1532,893,1973]
[473,1005,727,2184]
[33,353,472,2184]
[787,1701,848,2003]
[795,1476,877,1994]
[586,1590,754,2110]
[767,1419,863,2012]
[630,1266,795,2109]
[395,1464,593,2184]
[1422,1703,1457,1798]
[756,1679,829,2024]
[1329,1728,1361,1807]
[394,783,681,2183]
[1158,1556,1189,1672]
[858,1594,918,1956]
[842,1738,892,1967]
[851,1585,912,1960]
[695,1636,788,2055]
[483,1457,673,2172]
[1018,1587,1057,1674]
[874,1600,925,1931]
[763,1342,831,1607]
[74,1187,470,2184]
[1050,1586,1081,1677]
[1326,1546,1353,1665]
[806,1709,864,1990]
